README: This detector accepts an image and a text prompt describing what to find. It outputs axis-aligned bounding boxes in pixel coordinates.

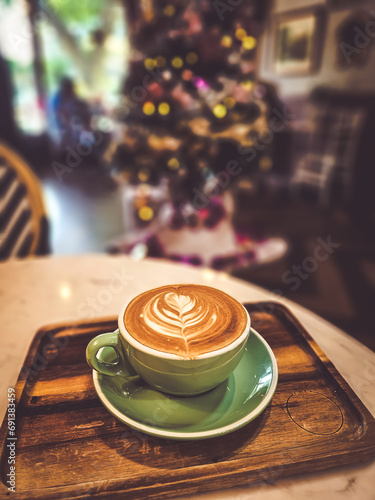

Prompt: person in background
[48,77,92,154]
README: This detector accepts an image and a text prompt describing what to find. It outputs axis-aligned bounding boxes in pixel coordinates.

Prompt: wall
[258,0,375,98]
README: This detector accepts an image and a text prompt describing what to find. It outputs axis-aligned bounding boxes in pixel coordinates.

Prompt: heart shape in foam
[150,292,216,341]
[124,284,248,358]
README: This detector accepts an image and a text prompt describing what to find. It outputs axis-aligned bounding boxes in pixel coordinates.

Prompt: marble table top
[0,254,374,499]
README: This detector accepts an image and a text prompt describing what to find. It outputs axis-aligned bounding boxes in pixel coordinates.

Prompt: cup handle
[86,330,138,378]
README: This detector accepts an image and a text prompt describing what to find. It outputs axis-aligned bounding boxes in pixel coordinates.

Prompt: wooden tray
[1,302,375,499]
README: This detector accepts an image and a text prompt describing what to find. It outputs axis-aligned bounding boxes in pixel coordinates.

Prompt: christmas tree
[107,0,285,269]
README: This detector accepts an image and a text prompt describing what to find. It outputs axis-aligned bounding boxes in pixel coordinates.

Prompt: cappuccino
[123,284,248,358]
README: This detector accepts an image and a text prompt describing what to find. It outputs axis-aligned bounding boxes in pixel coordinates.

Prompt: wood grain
[0,303,374,499]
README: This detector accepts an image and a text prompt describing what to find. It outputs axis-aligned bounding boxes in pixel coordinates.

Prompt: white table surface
[0,254,374,499]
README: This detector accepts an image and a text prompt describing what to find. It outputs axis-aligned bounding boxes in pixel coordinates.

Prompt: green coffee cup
[86,293,251,396]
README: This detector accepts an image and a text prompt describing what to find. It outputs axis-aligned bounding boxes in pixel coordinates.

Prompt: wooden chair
[0,143,50,260]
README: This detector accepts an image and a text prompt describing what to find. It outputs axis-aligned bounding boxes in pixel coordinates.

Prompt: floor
[39,168,375,352]
[41,167,124,255]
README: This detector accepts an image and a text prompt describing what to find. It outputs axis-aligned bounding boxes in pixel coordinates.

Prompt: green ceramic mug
[86,291,251,396]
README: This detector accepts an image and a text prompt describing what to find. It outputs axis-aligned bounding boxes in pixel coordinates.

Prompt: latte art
[124,284,248,357]
[143,291,217,346]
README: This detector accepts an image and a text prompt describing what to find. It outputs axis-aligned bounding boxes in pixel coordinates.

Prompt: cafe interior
[0,0,375,498]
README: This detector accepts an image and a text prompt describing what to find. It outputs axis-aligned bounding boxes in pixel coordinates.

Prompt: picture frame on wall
[272,7,327,76]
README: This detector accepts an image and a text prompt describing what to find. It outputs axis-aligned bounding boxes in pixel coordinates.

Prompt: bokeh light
[186,52,198,65]
[164,5,176,17]
[221,35,232,48]
[259,156,273,171]
[144,58,156,70]
[138,206,154,221]
[242,36,257,50]
[158,102,170,115]
[182,69,193,81]
[156,55,166,67]
[143,102,155,115]
[172,57,183,68]
[167,157,180,170]
[213,104,227,118]
[235,28,247,40]
[241,80,254,91]
[138,168,150,182]
[224,97,236,109]
[162,70,172,80]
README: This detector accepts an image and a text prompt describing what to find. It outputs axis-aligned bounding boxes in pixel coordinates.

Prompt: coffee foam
[124,284,248,357]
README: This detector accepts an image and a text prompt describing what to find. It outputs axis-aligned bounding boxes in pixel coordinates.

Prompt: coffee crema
[123,284,248,358]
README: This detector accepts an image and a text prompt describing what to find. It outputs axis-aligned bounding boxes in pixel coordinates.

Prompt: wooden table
[0,255,374,499]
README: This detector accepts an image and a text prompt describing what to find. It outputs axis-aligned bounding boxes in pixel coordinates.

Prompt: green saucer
[92,328,278,440]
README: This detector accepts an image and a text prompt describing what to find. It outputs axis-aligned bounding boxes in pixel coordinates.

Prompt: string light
[213,104,227,118]
[144,58,155,70]
[162,70,172,80]
[158,102,170,115]
[138,206,154,221]
[235,28,247,40]
[259,156,273,171]
[164,5,175,16]
[193,77,209,89]
[186,52,198,64]
[242,36,257,50]
[143,102,155,115]
[156,55,166,67]
[138,168,150,182]
[171,57,183,68]
[241,80,254,91]
[221,35,232,48]
[224,97,236,109]
[167,157,180,170]
[238,179,254,190]
[182,69,193,81]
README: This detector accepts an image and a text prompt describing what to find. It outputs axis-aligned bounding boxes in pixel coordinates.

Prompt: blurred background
[0,0,374,350]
